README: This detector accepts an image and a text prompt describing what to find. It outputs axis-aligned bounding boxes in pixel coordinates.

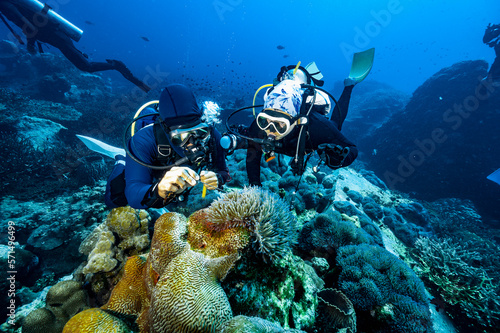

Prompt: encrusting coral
[22,280,89,333]
[222,315,307,332]
[78,206,150,275]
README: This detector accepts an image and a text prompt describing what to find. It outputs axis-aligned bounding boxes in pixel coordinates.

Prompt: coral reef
[21,280,89,333]
[222,315,307,332]
[67,212,239,332]
[79,206,150,274]
[315,288,356,333]
[336,244,432,332]
[413,236,500,329]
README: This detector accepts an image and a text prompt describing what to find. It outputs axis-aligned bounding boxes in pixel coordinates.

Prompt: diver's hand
[200,171,219,190]
[158,167,199,198]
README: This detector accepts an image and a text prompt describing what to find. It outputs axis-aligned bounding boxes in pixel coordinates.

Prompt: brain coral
[63,308,137,332]
[150,246,238,332]
[23,280,89,333]
[198,186,298,262]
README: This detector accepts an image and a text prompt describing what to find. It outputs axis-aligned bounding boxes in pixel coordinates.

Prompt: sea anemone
[205,187,298,262]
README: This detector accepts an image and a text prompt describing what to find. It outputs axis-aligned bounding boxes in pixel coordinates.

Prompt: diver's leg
[105,59,151,92]
[330,84,354,131]
[61,46,115,72]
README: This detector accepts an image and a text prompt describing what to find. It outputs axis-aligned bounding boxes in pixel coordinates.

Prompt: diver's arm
[124,129,166,209]
[310,112,359,169]
[246,140,263,186]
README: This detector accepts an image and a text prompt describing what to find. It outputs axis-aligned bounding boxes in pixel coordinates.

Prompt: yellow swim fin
[348,48,375,84]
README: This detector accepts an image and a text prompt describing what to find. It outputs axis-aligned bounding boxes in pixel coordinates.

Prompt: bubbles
[201,100,222,126]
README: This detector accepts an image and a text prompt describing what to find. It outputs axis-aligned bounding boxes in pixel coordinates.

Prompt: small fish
[140,36,150,42]
[283,54,289,58]
[84,20,94,25]
[277,45,285,50]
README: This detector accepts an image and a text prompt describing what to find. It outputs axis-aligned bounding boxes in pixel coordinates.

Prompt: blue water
[3,0,497,94]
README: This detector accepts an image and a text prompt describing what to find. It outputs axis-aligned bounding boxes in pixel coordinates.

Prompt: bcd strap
[290,89,314,176]
[153,120,174,166]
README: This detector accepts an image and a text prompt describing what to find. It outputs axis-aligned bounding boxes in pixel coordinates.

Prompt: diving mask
[169,123,210,147]
[256,108,296,138]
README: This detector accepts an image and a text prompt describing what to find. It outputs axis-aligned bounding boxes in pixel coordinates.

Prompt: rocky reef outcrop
[360,60,500,219]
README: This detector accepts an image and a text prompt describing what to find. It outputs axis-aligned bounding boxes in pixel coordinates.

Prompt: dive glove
[317,143,350,169]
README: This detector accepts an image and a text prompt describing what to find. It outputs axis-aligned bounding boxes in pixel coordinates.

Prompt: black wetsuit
[0,0,150,92]
[483,23,500,82]
[246,85,358,186]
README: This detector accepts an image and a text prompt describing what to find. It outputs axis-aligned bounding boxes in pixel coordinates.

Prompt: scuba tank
[15,0,83,42]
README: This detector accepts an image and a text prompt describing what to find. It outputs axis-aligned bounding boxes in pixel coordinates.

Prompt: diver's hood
[159,84,202,128]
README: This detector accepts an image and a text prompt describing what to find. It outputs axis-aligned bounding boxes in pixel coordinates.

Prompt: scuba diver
[483,23,500,83]
[78,84,230,209]
[0,0,150,92]
[221,49,374,187]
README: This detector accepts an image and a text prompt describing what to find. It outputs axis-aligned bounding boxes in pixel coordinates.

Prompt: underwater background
[1,0,500,332]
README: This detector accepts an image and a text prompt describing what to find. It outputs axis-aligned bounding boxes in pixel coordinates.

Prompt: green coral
[414,236,500,328]
[223,251,323,330]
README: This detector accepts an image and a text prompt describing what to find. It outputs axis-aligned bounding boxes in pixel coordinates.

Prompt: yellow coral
[63,308,133,333]
[148,212,188,276]
[79,207,151,275]
[67,211,239,332]
[82,230,117,274]
[106,206,150,252]
[102,255,149,316]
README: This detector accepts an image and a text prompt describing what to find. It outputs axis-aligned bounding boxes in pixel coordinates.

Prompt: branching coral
[414,236,500,328]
